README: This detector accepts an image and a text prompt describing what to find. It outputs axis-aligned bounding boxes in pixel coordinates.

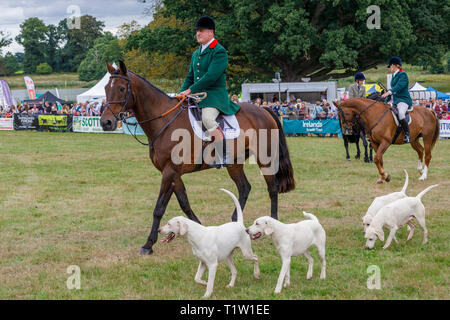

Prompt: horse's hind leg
[420,139,432,181]
[261,173,279,219]
[174,176,201,224]
[227,164,251,222]
[410,139,424,173]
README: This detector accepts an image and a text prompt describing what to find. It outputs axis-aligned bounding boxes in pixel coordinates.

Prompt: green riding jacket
[390,71,413,106]
[179,39,240,115]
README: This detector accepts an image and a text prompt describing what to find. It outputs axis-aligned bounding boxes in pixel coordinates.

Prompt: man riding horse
[381,56,412,143]
[178,16,240,167]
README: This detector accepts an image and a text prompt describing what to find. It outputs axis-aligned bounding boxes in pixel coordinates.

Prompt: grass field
[0,131,448,299]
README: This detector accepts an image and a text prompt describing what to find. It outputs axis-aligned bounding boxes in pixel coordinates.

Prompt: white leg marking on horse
[417,161,423,173]
[419,165,428,181]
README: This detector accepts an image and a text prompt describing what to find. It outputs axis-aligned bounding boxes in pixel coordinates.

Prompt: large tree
[128,0,449,85]
[15,18,48,73]
[78,33,122,81]
[58,15,105,72]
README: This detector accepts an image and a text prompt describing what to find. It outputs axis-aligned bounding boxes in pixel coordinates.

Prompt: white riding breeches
[396,102,409,120]
[202,107,220,132]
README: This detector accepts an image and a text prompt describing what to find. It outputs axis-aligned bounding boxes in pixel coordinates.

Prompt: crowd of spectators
[252,97,338,121]
[0,99,107,118]
[418,98,450,120]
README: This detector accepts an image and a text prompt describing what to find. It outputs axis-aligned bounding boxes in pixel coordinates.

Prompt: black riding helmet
[195,16,215,30]
[388,56,402,67]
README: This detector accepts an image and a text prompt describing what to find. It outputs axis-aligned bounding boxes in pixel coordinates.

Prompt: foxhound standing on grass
[364,184,439,250]
[159,188,259,298]
[362,169,409,231]
[246,212,326,294]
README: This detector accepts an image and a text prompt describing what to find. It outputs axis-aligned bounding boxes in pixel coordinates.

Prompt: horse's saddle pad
[391,105,413,126]
[188,106,240,140]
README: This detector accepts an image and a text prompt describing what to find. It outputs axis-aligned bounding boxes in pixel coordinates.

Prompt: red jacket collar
[209,39,218,49]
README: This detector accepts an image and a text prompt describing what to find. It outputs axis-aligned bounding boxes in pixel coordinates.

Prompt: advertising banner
[72,116,123,133]
[283,119,342,134]
[439,120,450,138]
[38,114,72,132]
[0,118,14,130]
[13,114,39,130]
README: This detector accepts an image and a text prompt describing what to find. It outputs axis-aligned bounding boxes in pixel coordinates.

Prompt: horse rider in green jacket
[178,16,240,167]
[382,56,413,143]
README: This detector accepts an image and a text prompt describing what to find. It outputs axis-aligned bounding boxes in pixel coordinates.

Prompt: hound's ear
[264,221,274,235]
[118,60,127,75]
[375,228,385,242]
[106,62,116,74]
[178,220,188,236]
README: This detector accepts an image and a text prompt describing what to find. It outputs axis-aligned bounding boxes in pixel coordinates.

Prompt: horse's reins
[105,73,205,149]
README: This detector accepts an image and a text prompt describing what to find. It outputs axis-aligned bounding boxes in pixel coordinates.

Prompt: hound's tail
[416,184,439,200]
[400,169,409,194]
[220,188,244,225]
[303,211,319,223]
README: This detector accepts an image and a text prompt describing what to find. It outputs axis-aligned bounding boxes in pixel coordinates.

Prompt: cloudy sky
[0,0,151,53]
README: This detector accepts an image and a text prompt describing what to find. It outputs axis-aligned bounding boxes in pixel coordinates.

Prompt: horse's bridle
[104,74,135,122]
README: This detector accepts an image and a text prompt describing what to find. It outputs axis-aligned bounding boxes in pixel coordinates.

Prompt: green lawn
[0,131,448,299]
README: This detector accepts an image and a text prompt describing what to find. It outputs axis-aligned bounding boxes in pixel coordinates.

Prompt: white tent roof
[409,82,427,91]
[76,63,117,103]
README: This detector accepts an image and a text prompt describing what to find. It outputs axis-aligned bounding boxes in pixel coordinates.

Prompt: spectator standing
[312,101,323,120]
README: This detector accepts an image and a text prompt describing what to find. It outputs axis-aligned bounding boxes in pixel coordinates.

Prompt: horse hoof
[346,158,351,161]
[376,180,384,184]
[139,247,153,255]
[385,174,391,182]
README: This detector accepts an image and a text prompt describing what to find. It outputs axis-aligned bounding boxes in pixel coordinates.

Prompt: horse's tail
[430,109,440,149]
[263,107,296,193]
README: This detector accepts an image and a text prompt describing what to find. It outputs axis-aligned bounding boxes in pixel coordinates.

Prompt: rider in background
[349,72,366,98]
[381,56,413,143]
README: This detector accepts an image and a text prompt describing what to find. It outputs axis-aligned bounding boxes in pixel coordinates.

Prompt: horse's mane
[129,71,175,100]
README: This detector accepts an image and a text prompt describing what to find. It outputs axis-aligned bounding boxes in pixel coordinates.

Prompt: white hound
[362,169,409,231]
[159,188,259,298]
[246,212,326,294]
[365,184,438,250]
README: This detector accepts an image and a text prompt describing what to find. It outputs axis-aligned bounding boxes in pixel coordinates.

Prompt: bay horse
[100,61,295,255]
[334,98,439,184]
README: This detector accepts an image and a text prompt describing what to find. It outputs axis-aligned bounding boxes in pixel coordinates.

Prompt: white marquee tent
[409,82,436,100]
[76,63,117,103]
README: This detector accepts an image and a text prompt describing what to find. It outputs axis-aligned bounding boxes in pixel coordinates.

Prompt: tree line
[0,15,122,80]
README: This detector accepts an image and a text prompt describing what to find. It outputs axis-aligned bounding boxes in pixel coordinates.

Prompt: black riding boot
[399,118,410,143]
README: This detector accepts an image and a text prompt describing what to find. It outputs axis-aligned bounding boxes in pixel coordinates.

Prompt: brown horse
[334,98,439,184]
[100,61,295,255]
